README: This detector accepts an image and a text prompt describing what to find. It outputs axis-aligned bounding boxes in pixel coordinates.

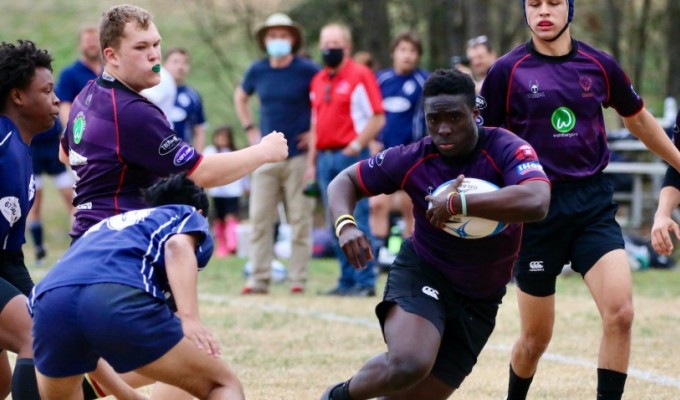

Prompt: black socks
[597,368,627,400]
[507,364,534,400]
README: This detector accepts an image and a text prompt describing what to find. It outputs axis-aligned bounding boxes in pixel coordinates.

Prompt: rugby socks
[83,373,107,399]
[597,368,627,400]
[29,221,43,248]
[225,217,238,254]
[329,378,353,400]
[11,358,40,400]
[507,364,534,400]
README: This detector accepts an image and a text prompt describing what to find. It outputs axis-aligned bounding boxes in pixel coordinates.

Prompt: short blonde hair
[99,4,152,52]
[320,22,352,46]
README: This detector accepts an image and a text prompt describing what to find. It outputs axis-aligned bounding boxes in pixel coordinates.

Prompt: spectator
[27,119,74,264]
[306,22,385,296]
[370,31,428,263]
[320,68,550,400]
[479,1,680,398]
[234,12,319,294]
[352,51,376,71]
[651,109,680,255]
[56,26,102,128]
[164,47,207,151]
[465,35,496,93]
[203,126,248,258]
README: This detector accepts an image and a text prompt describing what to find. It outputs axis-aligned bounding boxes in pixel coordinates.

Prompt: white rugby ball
[430,177,508,239]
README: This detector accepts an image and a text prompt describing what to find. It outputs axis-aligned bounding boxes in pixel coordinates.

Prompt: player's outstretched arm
[189,131,288,188]
[164,233,220,357]
[624,109,680,173]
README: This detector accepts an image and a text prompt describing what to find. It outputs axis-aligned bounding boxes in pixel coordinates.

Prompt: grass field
[15,181,680,400]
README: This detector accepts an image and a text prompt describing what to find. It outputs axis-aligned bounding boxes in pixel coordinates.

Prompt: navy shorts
[32,283,183,377]
[212,197,240,219]
[375,241,501,389]
[514,173,625,297]
[0,250,35,296]
[31,137,66,176]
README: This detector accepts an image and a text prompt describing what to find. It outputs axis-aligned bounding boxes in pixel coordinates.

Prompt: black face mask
[321,48,344,68]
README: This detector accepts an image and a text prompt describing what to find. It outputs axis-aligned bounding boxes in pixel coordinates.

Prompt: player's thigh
[36,371,84,400]
[515,287,556,339]
[135,338,237,398]
[583,249,632,315]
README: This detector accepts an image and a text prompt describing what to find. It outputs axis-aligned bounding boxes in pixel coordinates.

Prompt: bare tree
[357,0,391,69]
[667,0,680,99]
[631,0,653,93]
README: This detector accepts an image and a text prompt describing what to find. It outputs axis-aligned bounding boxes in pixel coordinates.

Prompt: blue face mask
[266,39,292,58]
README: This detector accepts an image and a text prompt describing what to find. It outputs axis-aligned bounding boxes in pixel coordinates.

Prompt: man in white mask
[234,13,320,295]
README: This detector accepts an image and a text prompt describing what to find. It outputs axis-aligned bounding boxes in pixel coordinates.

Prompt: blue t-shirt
[241,56,320,157]
[55,60,98,103]
[479,39,644,182]
[376,68,429,148]
[171,85,206,143]
[31,205,213,302]
[357,129,549,299]
[0,116,36,251]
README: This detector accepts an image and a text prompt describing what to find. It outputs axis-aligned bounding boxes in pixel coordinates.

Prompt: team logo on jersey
[515,144,536,161]
[173,145,195,166]
[402,80,416,96]
[579,75,593,97]
[422,286,439,300]
[73,111,86,144]
[526,80,545,99]
[475,94,487,110]
[1,196,21,227]
[159,135,182,156]
[551,107,576,133]
[68,148,88,166]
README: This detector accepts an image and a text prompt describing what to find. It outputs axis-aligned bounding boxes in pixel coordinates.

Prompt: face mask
[321,48,344,68]
[266,39,292,58]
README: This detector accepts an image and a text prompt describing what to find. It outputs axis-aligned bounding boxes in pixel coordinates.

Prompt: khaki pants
[246,154,314,289]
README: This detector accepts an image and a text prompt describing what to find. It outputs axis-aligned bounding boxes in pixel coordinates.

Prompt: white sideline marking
[200,294,680,390]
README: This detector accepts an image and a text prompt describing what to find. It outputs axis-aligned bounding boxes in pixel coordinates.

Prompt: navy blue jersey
[31,205,212,302]
[479,39,643,182]
[61,73,203,237]
[171,85,206,143]
[55,60,98,103]
[357,128,549,299]
[376,67,429,148]
[0,116,36,250]
[241,56,320,157]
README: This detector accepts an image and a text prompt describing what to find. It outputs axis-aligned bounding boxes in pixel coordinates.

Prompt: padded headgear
[522,0,574,24]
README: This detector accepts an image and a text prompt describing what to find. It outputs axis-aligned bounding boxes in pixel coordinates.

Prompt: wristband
[335,219,357,237]
[447,191,458,215]
[334,214,356,229]
[243,123,255,131]
[459,191,468,216]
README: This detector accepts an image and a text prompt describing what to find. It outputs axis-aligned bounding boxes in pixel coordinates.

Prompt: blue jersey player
[320,69,551,400]
[30,174,245,400]
[0,39,59,400]
[478,1,680,399]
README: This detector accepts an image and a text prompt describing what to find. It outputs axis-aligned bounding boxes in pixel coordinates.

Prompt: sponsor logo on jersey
[422,286,439,300]
[475,95,487,110]
[69,149,88,166]
[159,135,182,155]
[376,149,389,166]
[0,196,21,227]
[73,111,86,144]
[173,145,195,166]
[76,202,92,210]
[529,260,544,272]
[516,161,543,175]
[551,107,576,133]
[28,175,35,202]
[514,144,536,161]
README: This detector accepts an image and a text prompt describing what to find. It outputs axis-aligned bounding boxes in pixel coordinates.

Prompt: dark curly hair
[0,40,53,112]
[422,68,477,109]
[143,173,209,216]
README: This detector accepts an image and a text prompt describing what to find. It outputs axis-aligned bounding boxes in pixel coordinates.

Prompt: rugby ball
[430,177,508,239]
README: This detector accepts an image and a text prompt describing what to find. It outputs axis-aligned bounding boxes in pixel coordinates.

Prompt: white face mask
[266,39,292,58]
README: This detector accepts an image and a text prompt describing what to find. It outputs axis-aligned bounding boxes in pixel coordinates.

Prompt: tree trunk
[631,0,652,94]
[358,0,391,70]
[604,0,623,62]
[667,0,680,99]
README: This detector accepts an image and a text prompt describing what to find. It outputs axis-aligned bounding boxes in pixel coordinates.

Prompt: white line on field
[200,294,680,390]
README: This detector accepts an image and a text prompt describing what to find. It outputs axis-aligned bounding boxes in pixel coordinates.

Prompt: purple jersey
[0,117,35,250]
[357,128,549,299]
[61,72,203,237]
[479,40,643,182]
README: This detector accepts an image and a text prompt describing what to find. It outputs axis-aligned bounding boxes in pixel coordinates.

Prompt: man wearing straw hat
[234,13,320,295]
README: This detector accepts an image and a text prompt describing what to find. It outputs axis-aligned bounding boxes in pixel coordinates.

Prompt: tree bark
[667,0,680,99]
